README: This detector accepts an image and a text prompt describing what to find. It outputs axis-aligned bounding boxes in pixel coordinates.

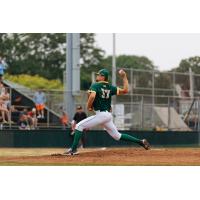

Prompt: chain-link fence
[2,87,200,131]
[116,67,200,97]
[113,68,200,130]
[1,68,200,131]
[112,95,200,131]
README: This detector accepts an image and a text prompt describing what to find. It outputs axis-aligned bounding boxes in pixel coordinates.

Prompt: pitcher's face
[96,74,105,82]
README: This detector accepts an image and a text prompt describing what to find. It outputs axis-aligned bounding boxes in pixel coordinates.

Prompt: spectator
[0,85,11,124]
[22,108,36,129]
[33,89,46,119]
[13,96,22,106]
[1,87,11,109]
[27,108,38,129]
[0,57,7,83]
[60,111,69,130]
[71,105,87,148]
[0,82,5,96]
[0,87,12,124]
[12,95,24,113]
[0,99,9,123]
[18,113,31,130]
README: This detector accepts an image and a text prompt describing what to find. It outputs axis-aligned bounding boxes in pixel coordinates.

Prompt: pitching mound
[0,147,200,165]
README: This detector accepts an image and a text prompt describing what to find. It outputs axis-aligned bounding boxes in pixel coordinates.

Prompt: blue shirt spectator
[0,58,8,74]
[0,62,5,75]
[33,90,46,119]
[0,58,8,82]
[33,91,46,104]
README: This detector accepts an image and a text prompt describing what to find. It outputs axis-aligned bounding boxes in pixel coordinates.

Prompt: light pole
[65,33,80,120]
[112,33,116,86]
[112,33,117,120]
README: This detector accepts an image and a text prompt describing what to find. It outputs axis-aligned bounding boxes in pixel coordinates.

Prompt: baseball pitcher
[64,68,150,155]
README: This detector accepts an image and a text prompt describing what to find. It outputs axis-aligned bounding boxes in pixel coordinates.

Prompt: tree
[80,33,105,90]
[174,56,200,73]
[97,55,156,93]
[99,55,155,71]
[80,33,105,68]
[0,33,105,87]
[0,33,66,80]
[173,56,200,93]
[80,33,105,89]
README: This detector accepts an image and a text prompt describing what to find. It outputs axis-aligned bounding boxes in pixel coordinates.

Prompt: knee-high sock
[120,133,142,144]
[71,130,83,151]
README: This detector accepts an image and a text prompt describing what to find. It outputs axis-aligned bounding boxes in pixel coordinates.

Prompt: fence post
[197,98,200,147]
[168,97,171,130]
[140,96,144,129]
[197,98,200,132]
[130,68,133,129]
[151,69,155,128]
[9,87,12,130]
[173,71,176,108]
[47,91,50,128]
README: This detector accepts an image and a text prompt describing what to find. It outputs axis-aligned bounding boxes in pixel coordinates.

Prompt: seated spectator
[0,87,13,124]
[13,96,22,106]
[33,89,46,119]
[27,108,38,129]
[0,87,12,124]
[1,87,11,109]
[60,111,69,130]
[0,99,9,123]
[18,113,31,130]
[21,108,35,129]
[0,82,5,95]
[12,95,24,112]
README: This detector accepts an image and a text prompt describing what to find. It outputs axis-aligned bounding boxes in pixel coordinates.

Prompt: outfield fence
[2,88,199,131]
[2,68,200,131]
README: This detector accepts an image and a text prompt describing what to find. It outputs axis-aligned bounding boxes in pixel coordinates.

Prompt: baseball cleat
[63,148,79,156]
[141,139,150,150]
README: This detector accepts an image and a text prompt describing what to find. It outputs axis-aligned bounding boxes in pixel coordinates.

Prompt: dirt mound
[0,147,200,166]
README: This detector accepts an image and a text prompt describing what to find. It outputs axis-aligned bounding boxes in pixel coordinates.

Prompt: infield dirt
[0,147,200,166]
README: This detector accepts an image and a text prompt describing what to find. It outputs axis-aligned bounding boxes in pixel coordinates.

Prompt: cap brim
[96,73,105,76]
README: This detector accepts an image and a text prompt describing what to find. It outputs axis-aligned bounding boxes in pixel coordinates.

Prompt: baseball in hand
[118,69,126,76]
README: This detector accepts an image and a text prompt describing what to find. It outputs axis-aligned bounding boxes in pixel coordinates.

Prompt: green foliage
[80,33,105,68]
[0,33,66,80]
[99,55,156,70]
[4,74,63,90]
[80,55,157,90]
[0,33,105,84]
[172,56,200,92]
[174,56,200,73]
[0,34,159,91]
[80,33,105,89]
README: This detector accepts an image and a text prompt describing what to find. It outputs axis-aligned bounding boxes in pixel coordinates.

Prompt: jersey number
[101,89,110,99]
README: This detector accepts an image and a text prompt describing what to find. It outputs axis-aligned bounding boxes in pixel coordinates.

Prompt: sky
[95,33,200,71]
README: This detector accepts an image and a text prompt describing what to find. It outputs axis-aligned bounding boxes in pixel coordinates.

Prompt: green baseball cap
[96,69,109,80]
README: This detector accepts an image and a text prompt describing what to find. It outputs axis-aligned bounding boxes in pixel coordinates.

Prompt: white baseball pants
[75,111,121,141]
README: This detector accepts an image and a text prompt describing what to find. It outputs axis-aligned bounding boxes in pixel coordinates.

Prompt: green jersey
[89,81,119,111]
